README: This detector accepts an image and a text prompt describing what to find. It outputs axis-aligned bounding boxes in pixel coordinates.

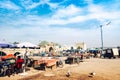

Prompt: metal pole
[100,25,104,57]
[24,48,27,71]
[100,21,111,58]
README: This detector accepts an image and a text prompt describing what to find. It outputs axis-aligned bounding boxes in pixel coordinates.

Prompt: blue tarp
[0,43,12,48]
[0,41,16,48]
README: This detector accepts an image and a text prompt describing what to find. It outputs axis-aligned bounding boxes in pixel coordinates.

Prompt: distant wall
[0,48,41,55]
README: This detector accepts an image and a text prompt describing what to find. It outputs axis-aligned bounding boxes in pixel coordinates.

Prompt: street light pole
[100,25,104,57]
[100,21,111,58]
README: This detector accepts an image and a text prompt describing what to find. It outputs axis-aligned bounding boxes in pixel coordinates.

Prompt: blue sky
[0,0,120,48]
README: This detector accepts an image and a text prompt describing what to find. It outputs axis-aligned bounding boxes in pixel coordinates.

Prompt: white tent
[16,42,38,48]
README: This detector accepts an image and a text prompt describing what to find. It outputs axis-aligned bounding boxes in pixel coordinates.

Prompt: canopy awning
[16,42,39,48]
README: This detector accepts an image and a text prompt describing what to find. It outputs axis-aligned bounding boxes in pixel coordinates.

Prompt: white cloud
[88,4,120,20]
[52,4,81,19]
[0,26,100,47]
[46,1,59,9]
[47,3,120,26]
[19,0,59,10]
[0,0,120,48]
[0,1,20,10]
[1,16,120,48]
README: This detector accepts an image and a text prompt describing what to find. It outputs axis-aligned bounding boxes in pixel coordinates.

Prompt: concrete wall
[0,48,41,56]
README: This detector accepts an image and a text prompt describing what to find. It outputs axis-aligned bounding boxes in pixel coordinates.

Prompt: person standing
[15,56,24,74]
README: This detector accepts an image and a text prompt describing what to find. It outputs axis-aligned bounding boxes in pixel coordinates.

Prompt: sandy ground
[0,58,120,80]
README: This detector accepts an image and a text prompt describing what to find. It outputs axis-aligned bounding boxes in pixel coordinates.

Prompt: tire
[0,68,4,76]
[33,60,39,68]
[6,69,11,77]
[57,61,63,68]
[27,59,34,67]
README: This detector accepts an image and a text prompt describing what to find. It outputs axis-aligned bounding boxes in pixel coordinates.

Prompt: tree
[38,41,48,47]
[77,46,82,50]
[54,43,61,47]
[13,42,19,45]
[71,46,74,50]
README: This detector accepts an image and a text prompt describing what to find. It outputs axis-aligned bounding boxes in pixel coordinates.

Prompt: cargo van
[103,48,119,59]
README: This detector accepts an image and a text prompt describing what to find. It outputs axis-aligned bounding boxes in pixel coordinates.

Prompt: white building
[75,42,87,50]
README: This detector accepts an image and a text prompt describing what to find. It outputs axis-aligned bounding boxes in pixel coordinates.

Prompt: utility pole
[100,25,104,57]
[100,21,111,58]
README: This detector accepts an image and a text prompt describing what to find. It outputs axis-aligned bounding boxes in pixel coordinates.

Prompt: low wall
[0,48,41,55]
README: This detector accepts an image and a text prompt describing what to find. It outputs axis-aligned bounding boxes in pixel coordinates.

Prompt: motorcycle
[0,58,16,77]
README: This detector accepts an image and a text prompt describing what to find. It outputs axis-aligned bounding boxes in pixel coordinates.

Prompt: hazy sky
[0,0,120,48]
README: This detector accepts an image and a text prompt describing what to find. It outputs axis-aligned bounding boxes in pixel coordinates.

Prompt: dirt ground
[0,58,120,80]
